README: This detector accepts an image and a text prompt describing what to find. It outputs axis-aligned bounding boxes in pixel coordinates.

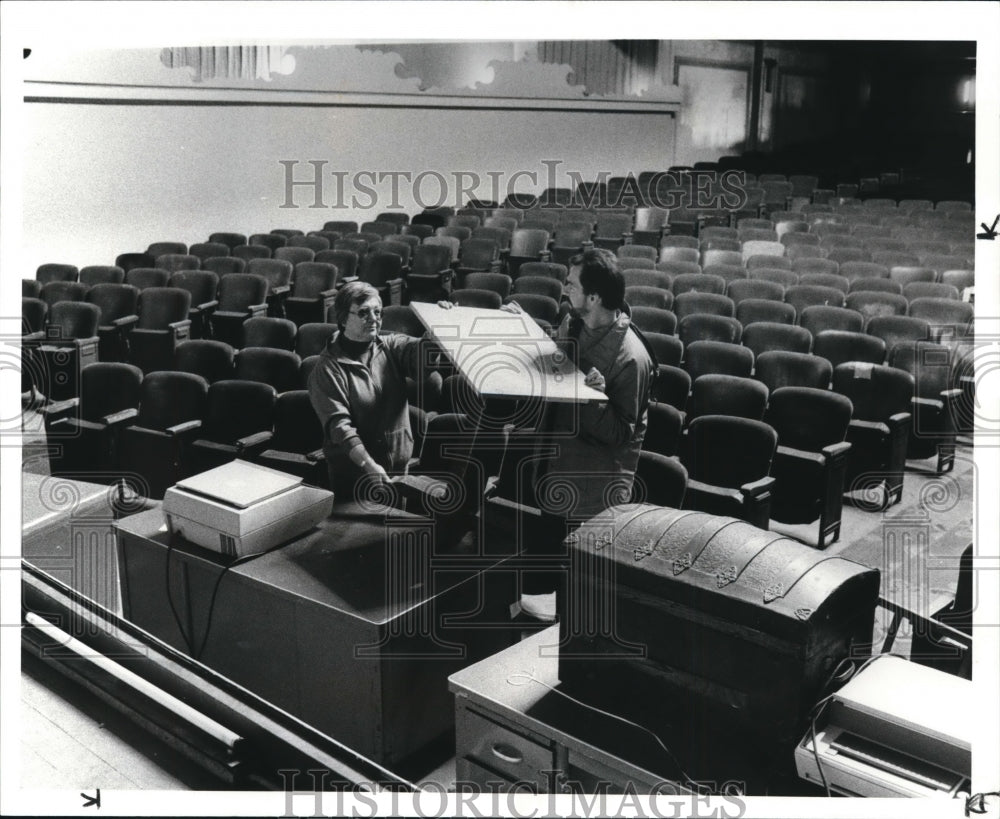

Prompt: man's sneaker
[517,592,557,622]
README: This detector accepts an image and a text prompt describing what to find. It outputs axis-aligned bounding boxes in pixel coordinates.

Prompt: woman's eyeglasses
[350,307,383,320]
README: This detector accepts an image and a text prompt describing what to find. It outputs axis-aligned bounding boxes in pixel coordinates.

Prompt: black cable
[192,540,291,662]
[506,670,699,792]
[163,531,292,663]
[164,540,195,656]
[804,651,912,796]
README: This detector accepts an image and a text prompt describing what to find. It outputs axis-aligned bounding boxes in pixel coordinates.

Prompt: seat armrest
[821,440,852,461]
[775,444,824,466]
[236,430,273,453]
[40,397,80,418]
[537,250,551,262]
[318,289,338,299]
[740,475,775,498]
[887,411,912,430]
[248,303,269,317]
[166,419,201,437]
[22,331,45,344]
[877,594,972,654]
[849,418,891,435]
[270,285,291,296]
[111,314,140,329]
[103,408,139,426]
[195,300,219,312]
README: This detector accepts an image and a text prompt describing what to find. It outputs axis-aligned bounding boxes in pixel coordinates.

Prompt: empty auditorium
[7,4,999,814]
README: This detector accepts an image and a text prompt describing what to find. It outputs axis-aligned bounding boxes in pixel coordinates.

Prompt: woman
[307,282,429,500]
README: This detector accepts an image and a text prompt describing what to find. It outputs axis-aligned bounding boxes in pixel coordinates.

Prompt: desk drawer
[458,708,552,789]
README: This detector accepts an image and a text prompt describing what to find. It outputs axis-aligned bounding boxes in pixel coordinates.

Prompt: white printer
[163,460,334,558]
[796,655,972,797]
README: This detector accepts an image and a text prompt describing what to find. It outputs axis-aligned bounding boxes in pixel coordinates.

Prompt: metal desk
[115,503,517,766]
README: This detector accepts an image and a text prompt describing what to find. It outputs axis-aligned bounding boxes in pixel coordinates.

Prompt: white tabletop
[411,302,606,403]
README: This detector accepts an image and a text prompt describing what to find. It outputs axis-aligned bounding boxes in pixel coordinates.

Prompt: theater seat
[234,347,302,394]
[118,371,209,500]
[247,259,294,318]
[295,323,338,357]
[168,270,219,339]
[45,362,143,480]
[464,272,513,300]
[630,451,687,508]
[86,283,139,362]
[833,362,913,510]
[188,380,277,474]
[889,341,961,474]
[407,244,456,303]
[683,340,754,381]
[678,314,742,345]
[625,285,673,310]
[80,265,125,287]
[689,374,768,421]
[174,340,236,384]
[36,263,80,285]
[651,364,690,412]
[673,292,735,320]
[125,268,170,292]
[742,322,812,357]
[642,402,684,457]
[284,263,339,326]
[866,315,933,360]
[242,317,297,351]
[638,332,678,371]
[737,299,797,328]
[813,330,887,369]
[35,302,101,401]
[255,390,328,488]
[754,350,832,392]
[210,274,269,348]
[765,387,853,548]
[680,415,777,529]
[129,287,192,374]
[513,275,562,302]
[630,306,678,335]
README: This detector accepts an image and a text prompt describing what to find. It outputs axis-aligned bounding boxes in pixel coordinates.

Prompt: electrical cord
[805,651,911,797]
[164,537,291,663]
[506,669,700,793]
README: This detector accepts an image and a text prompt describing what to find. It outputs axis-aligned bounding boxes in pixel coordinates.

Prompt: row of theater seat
[27,180,973,319]
[42,363,326,499]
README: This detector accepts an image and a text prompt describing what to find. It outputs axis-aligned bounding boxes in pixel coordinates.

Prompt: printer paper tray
[796,727,968,798]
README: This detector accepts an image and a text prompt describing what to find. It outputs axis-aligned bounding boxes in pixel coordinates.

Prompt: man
[518,248,654,620]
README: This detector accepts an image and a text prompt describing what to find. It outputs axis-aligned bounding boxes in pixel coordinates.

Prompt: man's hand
[500,301,524,315]
[436,300,455,310]
[584,367,606,392]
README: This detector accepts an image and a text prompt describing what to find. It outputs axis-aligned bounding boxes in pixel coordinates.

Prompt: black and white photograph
[2,2,998,816]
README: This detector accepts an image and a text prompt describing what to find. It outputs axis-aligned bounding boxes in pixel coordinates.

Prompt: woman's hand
[500,301,523,315]
[436,300,455,310]
[363,460,390,482]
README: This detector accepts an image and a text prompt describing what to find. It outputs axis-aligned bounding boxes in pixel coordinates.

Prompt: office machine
[795,655,972,797]
[163,460,334,557]
[558,503,881,788]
